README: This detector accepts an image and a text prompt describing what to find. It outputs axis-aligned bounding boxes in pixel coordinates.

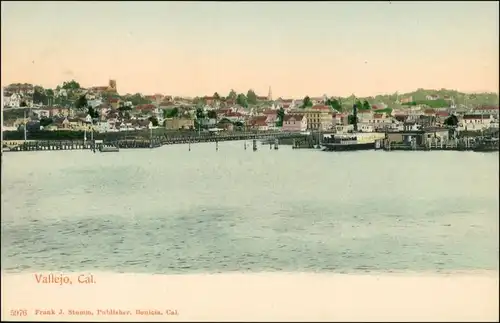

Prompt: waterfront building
[282,114,307,132]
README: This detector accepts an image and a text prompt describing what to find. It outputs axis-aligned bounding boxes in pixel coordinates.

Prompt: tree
[246,89,257,105]
[355,100,363,110]
[326,97,342,111]
[228,89,237,100]
[444,115,459,127]
[207,110,217,119]
[195,107,205,120]
[164,107,179,118]
[87,106,99,119]
[213,92,220,100]
[348,115,359,125]
[62,80,80,90]
[362,100,371,110]
[276,107,285,127]
[129,93,151,106]
[33,86,48,105]
[236,93,248,108]
[148,116,159,127]
[75,95,88,110]
[20,101,27,107]
[118,105,132,112]
[39,117,53,127]
[302,96,312,108]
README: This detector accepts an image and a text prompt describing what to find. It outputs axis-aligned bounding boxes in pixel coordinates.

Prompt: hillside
[338,89,499,111]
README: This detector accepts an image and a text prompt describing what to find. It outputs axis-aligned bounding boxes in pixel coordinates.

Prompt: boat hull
[99,147,119,153]
[322,142,375,151]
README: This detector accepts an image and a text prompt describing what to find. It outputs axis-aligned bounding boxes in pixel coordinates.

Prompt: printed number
[10,309,28,316]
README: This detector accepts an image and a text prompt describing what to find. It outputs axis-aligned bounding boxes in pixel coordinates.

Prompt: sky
[1,1,499,98]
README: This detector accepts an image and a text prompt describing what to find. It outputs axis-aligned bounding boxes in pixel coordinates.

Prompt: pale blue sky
[2,1,498,97]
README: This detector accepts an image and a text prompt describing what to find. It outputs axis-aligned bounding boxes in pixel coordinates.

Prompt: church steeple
[268,86,272,101]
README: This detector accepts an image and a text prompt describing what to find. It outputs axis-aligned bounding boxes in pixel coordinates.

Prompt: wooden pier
[382,137,499,152]
[3,138,162,152]
[2,132,307,152]
[161,132,304,146]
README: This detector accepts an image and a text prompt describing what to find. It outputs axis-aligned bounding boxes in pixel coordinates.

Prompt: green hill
[337,89,498,111]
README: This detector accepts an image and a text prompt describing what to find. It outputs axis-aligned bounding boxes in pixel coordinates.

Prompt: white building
[459,114,494,132]
[6,93,22,108]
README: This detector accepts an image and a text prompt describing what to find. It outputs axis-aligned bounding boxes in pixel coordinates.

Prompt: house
[6,93,22,108]
[291,99,303,109]
[363,113,394,130]
[357,109,374,123]
[403,121,422,131]
[282,114,307,132]
[248,116,269,131]
[332,113,348,126]
[371,103,387,111]
[204,96,219,106]
[107,97,120,109]
[95,120,114,133]
[200,118,217,128]
[48,106,70,118]
[291,106,332,130]
[426,94,440,101]
[310,96,326,105]
[399,96,413,104]
[32,109,50,118]
[135,104,157,116]
[423,109,436,117]
[88,99,104,109]
[458,114,494,132]
[423,127,450,141]
[217,118,234,131]
[131,119,151,130]
[164,118,195,130]
[474,105,499,117]
[224,112,245,123]
[435,111,449,124]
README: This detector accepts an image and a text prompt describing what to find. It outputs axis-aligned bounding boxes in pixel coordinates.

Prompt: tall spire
[268,86,272,101]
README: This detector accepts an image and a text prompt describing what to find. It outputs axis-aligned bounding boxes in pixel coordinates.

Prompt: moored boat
[322,132,385,151]
[99,145,119,153]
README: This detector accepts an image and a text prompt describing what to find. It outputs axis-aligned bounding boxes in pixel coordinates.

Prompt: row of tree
[299,96,372,112]
[193,89,267,108]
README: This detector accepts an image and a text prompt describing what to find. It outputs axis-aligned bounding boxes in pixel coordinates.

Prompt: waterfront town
[1,79,499,149]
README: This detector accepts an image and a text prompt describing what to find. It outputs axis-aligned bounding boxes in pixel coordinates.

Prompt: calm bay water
[1,141,498,274]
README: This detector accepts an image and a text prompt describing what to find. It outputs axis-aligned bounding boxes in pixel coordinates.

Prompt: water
[1,141,498,274]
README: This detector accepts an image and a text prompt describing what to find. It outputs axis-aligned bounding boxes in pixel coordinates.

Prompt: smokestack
[353,103,358,132]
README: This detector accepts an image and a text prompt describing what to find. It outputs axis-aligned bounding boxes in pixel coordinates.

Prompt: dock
[1,131,307,152]
[3,138,162,152]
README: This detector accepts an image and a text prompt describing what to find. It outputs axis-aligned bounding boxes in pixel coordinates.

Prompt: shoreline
[2,269,499,277]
